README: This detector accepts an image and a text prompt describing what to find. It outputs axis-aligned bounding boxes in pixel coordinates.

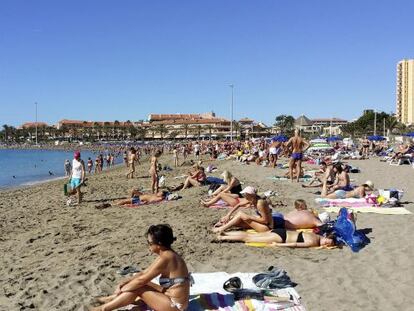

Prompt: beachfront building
[295,115,348,136]
[56,119,143,141]
[146,113,270,139]
[396,59,414,125]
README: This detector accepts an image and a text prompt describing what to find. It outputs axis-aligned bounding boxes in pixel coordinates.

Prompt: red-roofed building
[20,122,49,129]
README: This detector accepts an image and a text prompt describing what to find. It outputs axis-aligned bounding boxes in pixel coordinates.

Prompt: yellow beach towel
[321,206,412,215]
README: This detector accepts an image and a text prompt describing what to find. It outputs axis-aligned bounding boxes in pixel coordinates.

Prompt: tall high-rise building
[396,59,414,124]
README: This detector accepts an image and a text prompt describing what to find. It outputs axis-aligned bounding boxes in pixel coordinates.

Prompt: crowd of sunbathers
[85,132,407,310]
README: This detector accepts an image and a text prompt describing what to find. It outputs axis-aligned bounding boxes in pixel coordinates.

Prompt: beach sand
[0,156,413,311]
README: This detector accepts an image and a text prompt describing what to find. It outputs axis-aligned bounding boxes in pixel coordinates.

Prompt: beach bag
[379,189,403,201]
[333,208,370,253]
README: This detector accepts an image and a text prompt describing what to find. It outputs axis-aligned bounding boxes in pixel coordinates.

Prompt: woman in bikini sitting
[200,171,243,207]
[216,228,336,248]
[91,224,190,311]
[212,186,273,233]
[181,166,207,190]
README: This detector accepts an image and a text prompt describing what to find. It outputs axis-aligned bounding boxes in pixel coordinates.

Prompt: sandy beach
[1,156,413,311]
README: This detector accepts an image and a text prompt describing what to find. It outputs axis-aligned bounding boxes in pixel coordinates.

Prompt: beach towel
[208,199,232,209]
[315,198,375,208]
[206,177,226,185]
[122,272,306,311]
[268,176,312,182]
[320,206,412,215]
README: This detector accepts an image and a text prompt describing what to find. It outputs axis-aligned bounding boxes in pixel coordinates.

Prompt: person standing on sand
[149,150,161,193]
[68,151,85,204]
[87,157,93,174]
[126,147,137,179]
[123,150,128,168]
[173,147,179,167]
[64,159,72,176]
[286,129,309,182]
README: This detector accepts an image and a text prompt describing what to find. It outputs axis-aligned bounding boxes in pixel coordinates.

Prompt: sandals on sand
[95,203,111,210]
[117,265,140,276]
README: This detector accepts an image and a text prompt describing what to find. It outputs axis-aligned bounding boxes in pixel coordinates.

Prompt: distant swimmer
[49,171,54,176]
[12,175,16,179]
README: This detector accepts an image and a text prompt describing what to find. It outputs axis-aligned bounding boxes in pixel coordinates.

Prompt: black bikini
[230,183,243,197]
[271,229,305,243]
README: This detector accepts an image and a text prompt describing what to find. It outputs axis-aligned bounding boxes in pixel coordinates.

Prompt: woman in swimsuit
[212,186,273,233]
[200,171,243,207]
[126,147,137,179]
[216,229,335,248]
[91,224,190,311]
[181,166,207,190]
[322,179,374,199]
[149,150,161,193]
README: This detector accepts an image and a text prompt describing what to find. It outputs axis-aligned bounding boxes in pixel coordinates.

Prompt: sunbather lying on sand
[272,199,323,229]
[321,179,374,199]
[115,189,168,206]
[201,171,243,207]
[91,224,190,311]
[216,229,336,248]
[212,186,273,233]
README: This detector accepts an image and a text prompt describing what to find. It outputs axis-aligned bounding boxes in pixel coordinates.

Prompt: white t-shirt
[194,144,200,152]
[72,159,83,179]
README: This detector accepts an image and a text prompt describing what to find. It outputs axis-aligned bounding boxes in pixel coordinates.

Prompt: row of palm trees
[1,121,266,143]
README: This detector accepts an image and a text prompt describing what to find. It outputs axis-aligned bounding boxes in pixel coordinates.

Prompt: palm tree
[93,122,101,141]
[232,122,240,140]
[138,127,147,141]
[205,124,213,140]
[169,130,179,140]
[2,124,9,142]
[195,125,202,139]
[114,120,120,140]
[182,124,189,139]
[103,122,111,140]
[154,124,167,139]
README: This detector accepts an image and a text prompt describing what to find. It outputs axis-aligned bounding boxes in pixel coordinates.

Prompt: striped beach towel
[122,273,306,311]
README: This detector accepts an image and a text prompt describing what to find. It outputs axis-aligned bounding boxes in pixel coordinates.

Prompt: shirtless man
[272,199,322,229]
[286,129,310,182]
[327,163,351,193]
[115,189,168,206]
[302,161,335,188]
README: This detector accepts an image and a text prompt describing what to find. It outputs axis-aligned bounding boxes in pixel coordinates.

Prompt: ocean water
[0,149,119,189]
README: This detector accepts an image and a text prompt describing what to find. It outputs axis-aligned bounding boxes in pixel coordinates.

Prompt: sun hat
[74,151,81,158]
[364,180,374,190]
[240,186,257,195]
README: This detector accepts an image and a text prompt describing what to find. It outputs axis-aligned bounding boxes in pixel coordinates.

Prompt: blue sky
[1,0,413,127]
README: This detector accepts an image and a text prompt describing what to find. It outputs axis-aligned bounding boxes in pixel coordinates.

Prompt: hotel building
[396,59,414,125]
